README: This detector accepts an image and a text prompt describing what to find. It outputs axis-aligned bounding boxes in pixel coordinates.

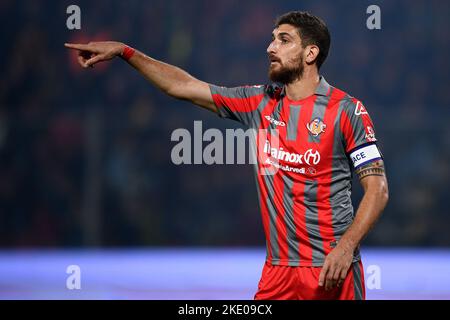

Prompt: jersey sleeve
[209,85,265,127]
[340,98,383,169]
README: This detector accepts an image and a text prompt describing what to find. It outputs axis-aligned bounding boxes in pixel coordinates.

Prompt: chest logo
[307,118,326,137]
[304,149,321,165]
[265,115,286,127]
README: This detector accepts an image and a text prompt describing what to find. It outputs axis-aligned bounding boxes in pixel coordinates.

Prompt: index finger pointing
[64,43,89,51]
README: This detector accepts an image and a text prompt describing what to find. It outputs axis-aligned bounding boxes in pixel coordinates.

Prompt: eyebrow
[272,32,294,39]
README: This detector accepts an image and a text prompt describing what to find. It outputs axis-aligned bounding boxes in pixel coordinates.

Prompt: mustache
[268,55,281,63]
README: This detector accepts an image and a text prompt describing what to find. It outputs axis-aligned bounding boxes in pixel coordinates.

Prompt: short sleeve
[340,98,383,169]
[209,85,265,126]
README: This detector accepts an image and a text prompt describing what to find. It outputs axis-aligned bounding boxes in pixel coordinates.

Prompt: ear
[305,45,320,65]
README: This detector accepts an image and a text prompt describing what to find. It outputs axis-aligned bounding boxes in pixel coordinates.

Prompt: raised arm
[64,41,218,113]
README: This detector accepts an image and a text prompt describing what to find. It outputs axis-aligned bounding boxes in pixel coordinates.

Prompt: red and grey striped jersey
[210,77,383,267]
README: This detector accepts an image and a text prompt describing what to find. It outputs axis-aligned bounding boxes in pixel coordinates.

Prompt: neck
[285,68,320,101]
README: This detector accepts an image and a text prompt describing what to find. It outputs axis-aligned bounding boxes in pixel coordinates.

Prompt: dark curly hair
[275,11,331,69]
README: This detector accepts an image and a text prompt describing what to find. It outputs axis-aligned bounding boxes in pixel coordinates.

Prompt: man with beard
[65,11,389,300]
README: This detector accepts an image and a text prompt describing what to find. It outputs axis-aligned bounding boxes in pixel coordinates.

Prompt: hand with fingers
[318,243,354,291]
[64,41,125,68]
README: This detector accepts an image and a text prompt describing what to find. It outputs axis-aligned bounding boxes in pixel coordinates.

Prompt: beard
[268,55,304,84]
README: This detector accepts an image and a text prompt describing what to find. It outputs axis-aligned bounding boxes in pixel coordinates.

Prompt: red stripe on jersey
[211,93,265,113]
[273,173,289,262]
[255,98,279,264]
[292,180,313,265]
[256,172,273,264]
[272,109,290,263]
[291,96,317,264]
[340,108,357,153]
[316,89,347,255]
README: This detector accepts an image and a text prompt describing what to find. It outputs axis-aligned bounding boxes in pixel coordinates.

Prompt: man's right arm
[65,41,218,113]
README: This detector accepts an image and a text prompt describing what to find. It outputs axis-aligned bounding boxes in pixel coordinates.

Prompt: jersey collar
[266,76,331,98]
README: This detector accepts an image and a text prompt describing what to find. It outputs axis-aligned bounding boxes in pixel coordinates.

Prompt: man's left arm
[319,159,389,291]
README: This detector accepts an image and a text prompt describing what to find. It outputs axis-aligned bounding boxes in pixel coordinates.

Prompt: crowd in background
[0,0,449,247]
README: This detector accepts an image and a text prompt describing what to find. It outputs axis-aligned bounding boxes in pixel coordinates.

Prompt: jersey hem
[267,256,361,267]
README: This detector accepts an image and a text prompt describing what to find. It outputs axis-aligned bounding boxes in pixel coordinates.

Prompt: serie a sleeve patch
[349,144,382,169]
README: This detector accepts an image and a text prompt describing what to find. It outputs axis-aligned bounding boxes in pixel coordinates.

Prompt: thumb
[85,54,105,68]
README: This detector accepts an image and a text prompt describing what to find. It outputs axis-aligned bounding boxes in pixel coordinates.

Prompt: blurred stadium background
[0,0,449,299]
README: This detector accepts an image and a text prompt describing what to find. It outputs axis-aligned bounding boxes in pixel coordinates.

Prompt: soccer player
[65,11,389,300]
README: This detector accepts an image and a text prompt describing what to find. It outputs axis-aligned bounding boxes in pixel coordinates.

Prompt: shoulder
[210,84,266,102]
[210,84,268,98]
[244,84,269,96]
[330,86,365,113]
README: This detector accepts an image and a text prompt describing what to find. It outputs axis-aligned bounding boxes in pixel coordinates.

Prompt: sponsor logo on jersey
[306,118,326,137]
[355,101,368,116]
[265,115,286,127]
[365,126,376,142]
[263,140,321,166]
[303,149,321,165]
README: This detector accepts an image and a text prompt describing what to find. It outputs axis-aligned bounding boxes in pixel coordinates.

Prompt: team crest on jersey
[306,118,326,137]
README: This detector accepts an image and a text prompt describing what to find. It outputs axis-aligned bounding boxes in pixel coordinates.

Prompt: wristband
[121,45,135,61]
